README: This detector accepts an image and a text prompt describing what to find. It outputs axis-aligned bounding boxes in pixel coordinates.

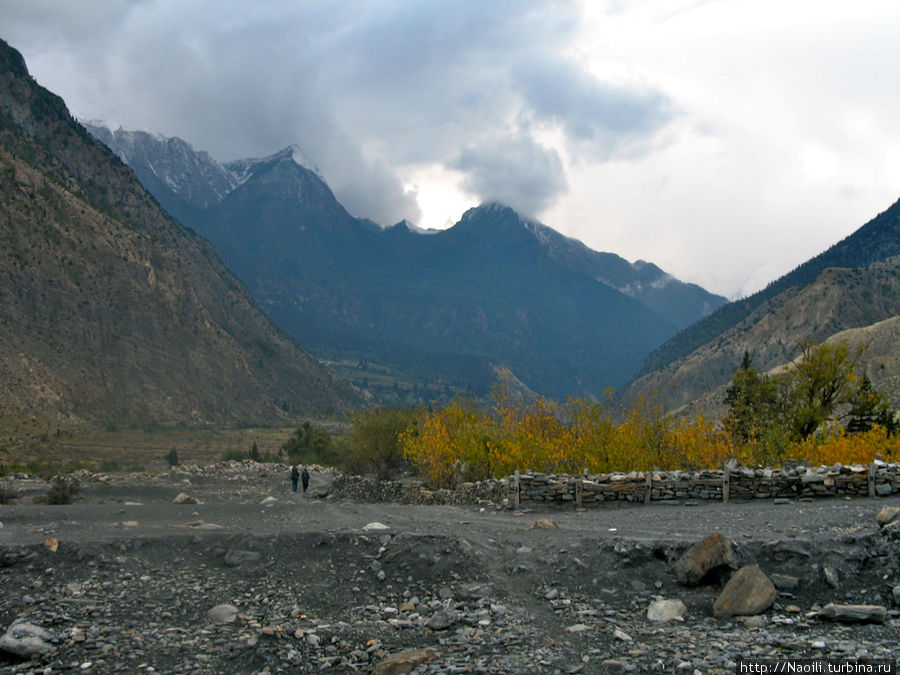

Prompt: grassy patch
[0,427,311,474]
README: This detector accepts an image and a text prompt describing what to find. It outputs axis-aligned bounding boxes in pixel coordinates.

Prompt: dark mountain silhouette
[84,124,727,401]
[0,39,357,430]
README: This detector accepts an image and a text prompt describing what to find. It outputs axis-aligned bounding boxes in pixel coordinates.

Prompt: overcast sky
[3,0,900,298]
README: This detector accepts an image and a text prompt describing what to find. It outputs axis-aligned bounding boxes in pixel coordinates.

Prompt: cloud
[513,53,676,160]
[454,134,567,217]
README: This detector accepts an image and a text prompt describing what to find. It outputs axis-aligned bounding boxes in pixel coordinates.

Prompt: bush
[281,422,342,467]
[43,475,80,505]
[0,481,17,504]
[165,447,180,466]
[345,407,421,479]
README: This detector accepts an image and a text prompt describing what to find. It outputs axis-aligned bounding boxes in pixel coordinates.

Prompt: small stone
[373,647,439,675]
[741,615,768,629]
[224,549,262,567]
[647,598,687,623]
[530,518,558,529]
[770,573,800,590]
[823,566,839,588]
[207,604,239,624]
[565,623,591,633]
[425,610,454,631]
[173,492,199,504]
[876,506,900,526]
[613,629,632,641]
[364,522,391,531]
[816,603,887,623]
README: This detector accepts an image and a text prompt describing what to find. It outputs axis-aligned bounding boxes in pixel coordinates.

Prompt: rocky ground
[1,462,899,674]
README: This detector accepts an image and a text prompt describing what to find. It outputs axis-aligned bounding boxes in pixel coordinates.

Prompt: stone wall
[332,474,509,507]
[332,460,900,509]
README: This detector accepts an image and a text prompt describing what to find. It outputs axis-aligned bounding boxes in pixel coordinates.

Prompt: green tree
[846,375,897,435]
[345,407,422,479]
[723,352,789,460]
[281,422,340,466]
[789,340,865,439]
[165,447,180,467]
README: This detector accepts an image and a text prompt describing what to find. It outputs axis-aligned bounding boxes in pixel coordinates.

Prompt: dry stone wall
[333,460,900,509]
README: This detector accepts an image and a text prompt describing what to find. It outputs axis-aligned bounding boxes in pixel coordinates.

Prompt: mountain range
[84,123,727,402]
[625,199,900,415]
[0,39,357,431]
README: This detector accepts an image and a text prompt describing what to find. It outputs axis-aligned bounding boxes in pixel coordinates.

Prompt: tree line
[281,339,898,488]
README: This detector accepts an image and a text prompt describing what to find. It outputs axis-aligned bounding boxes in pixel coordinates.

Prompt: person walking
[290,465,300,493]
[301,466,310,493]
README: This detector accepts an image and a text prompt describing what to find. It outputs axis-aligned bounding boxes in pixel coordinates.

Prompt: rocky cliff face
[625,254,900,416]
[0,39,357,430]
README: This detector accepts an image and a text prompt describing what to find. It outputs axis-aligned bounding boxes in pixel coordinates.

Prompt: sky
[2,0,900,299]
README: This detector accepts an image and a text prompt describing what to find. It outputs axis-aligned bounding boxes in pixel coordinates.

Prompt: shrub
[281,422,342,467]
[165,447,180,467]
[43,475,80,505]
[0,481,17,504]
[345,407,422,479]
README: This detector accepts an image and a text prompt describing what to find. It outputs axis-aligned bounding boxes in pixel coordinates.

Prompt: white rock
[207,604,238,624]
[363,522,390,531]
[613,629,632,641]
[647,598,687,623]
[0,621,54,657]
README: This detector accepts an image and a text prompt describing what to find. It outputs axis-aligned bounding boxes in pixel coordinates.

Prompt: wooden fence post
[575,477,583,509]
[514,470,521,509]
[644,471,652,505]
[723,463,731,504]
[868,462,876,499]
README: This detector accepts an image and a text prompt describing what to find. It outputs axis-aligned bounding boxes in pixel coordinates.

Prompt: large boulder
[674,532,734,586]
[713,564,776,618]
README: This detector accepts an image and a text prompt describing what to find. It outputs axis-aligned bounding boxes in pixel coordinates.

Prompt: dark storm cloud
[0,0,674,225]
[454,135,567,218]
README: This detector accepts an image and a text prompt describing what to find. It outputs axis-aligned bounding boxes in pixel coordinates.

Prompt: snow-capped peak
[288,144,323,179]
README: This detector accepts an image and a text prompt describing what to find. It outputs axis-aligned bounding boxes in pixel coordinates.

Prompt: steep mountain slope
[0,39,356,429]
[83,125,726,400]
[626,253,900,416]
[640,198,900,378]
[522,220,723,330]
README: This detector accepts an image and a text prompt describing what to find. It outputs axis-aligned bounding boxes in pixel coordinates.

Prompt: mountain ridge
[0,38,357,429]
[83,123,727,402]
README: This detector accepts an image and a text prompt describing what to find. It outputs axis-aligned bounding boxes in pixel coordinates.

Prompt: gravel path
[1,464,899,673]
